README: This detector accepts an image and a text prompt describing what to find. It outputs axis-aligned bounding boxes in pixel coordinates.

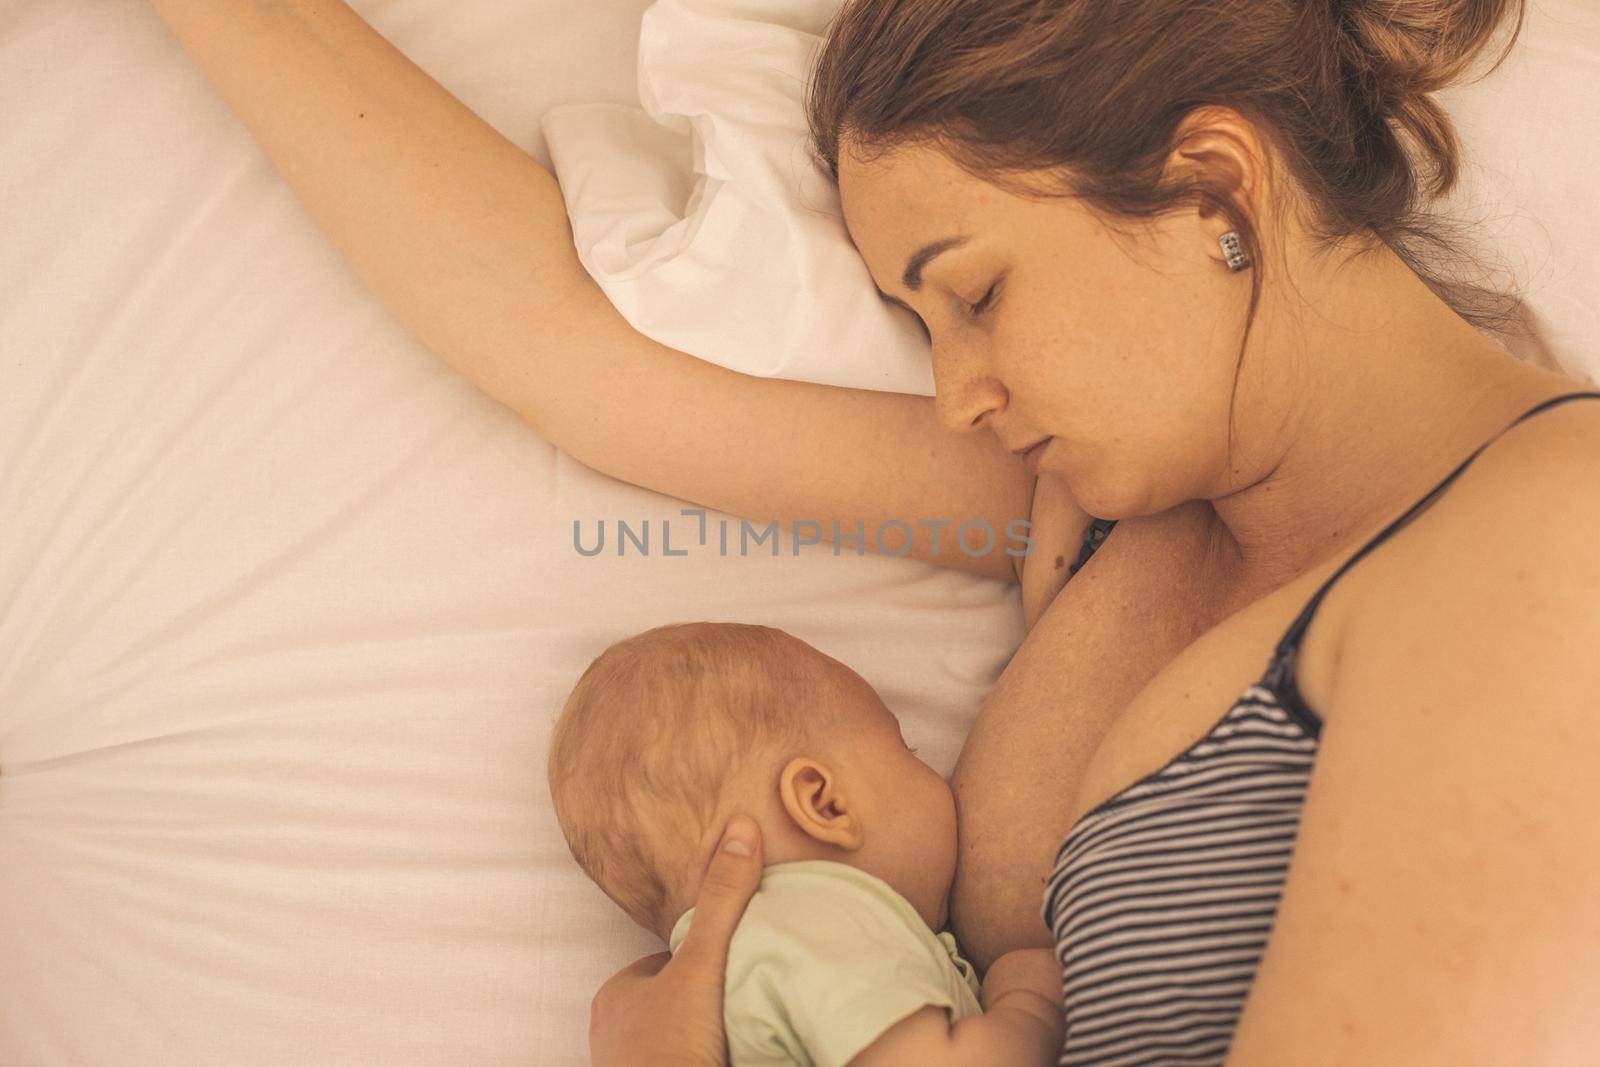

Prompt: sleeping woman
[146,0,1600,1063]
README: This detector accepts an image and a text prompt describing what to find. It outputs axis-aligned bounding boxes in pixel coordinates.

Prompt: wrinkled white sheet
[2,0,1596,1064]
[0,2,1021,1064]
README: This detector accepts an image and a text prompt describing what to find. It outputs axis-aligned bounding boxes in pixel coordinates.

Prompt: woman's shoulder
[1437,386,1600,526]
[1343,386,1600,654]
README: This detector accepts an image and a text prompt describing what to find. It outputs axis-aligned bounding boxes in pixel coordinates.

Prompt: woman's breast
[1045,686,1319,1067]
[1062,546,1349,834]
[950,499,1349,967]
[951,499,1236,966]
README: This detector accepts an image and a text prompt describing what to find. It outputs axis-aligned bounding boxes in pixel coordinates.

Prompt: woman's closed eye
[966,280,1000,318]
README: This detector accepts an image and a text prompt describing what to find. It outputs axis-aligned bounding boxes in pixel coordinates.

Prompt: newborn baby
[548,621,1063,1065]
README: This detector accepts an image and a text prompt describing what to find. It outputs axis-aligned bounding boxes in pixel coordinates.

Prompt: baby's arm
[846,949,1063,1067]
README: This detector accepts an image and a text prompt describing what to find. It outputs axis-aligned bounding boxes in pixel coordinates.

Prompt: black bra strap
[1267,389,1600,672]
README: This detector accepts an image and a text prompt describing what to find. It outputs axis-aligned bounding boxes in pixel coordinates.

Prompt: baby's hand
[848,949,1063,1066]
[981,948,1061,1013]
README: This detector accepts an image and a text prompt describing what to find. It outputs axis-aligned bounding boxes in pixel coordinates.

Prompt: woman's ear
[1165,105,1267,263]
[778,757,865,851]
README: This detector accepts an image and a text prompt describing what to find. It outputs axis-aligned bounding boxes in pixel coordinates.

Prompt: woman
[148,0,1600,1063]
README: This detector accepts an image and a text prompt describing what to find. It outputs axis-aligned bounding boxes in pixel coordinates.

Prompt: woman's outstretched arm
[146,0,1044,582]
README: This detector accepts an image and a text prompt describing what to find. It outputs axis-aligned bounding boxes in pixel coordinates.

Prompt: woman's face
[837,138,1254,520]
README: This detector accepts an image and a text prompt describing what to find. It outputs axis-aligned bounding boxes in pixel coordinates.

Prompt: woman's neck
[1205,243,1573,585]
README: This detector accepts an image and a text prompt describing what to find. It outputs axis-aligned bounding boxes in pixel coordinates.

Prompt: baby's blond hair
[548,621,847,933]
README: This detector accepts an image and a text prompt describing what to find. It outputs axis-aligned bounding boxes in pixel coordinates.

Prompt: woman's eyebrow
[901,234,970,291]
[872,233,974,310]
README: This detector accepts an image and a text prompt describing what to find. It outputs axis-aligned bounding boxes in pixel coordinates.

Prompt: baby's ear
[778,757,864,851]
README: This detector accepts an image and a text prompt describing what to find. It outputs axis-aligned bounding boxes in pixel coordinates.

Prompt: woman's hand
[589,815,764,1067]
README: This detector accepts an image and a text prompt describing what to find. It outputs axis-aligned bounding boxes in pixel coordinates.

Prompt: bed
[1,1,1595,1064]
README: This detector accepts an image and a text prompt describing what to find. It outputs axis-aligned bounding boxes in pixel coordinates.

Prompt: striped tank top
[1043,389,1600,1067]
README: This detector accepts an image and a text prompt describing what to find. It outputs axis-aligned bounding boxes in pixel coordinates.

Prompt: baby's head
[548,621,956,941]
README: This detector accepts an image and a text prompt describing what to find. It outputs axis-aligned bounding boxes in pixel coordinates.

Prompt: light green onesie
[667,860,983,1067]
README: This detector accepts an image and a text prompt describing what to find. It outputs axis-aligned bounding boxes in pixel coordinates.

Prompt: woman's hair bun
[1333,0,1523,194]
[1336,0,1522,104]
[806,0,1533,345]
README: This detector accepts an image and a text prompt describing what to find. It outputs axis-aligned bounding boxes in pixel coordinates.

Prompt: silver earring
[1220,231,1251,272]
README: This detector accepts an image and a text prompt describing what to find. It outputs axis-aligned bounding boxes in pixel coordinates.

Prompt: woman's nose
[931,343,1006,434]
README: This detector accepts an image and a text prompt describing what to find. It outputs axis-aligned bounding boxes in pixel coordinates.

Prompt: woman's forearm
[147,0,589,417]
[145,0,1037,583]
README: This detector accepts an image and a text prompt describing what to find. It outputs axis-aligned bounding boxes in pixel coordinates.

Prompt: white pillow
[541,0,935,395]
[543,0,1599,387]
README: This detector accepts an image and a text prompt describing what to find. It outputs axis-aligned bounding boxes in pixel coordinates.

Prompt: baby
[548,621,1063,1065]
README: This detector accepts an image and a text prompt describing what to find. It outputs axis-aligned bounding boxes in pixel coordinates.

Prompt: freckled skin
[833,131,1584,971]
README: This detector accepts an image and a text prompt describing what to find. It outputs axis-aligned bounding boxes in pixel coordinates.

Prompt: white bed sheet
[3,1,1596,1065]
[0,2,1022,1064]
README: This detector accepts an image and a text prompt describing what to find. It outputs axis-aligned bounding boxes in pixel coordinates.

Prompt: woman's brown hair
[805,0,1528,455]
